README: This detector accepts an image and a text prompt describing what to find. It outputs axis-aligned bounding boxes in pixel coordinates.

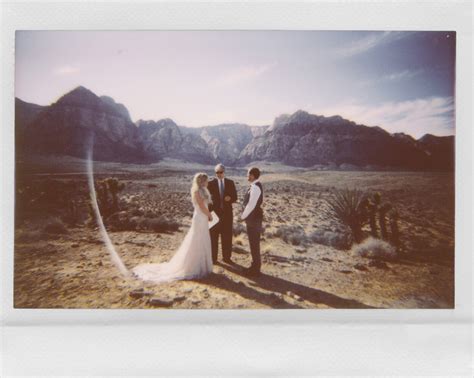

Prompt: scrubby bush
[15,229,45,243]
[351,237,397,261]
[309,229,352,249]
[63,199,80,226]
[274,225,307,246]
[105,211,180,234]
[233,223,246,236]
[145,217,180,233]
[43,217,68,234]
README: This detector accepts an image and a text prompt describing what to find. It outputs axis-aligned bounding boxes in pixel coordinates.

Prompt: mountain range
[15,86,454,170]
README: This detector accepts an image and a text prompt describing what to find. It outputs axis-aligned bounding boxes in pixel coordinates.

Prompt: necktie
[219,179,224,207]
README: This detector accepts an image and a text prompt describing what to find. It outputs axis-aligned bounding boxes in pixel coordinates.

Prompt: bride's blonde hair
[191,172,212,204]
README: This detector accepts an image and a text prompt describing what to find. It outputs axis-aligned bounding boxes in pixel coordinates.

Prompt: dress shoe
[244,267,261,277]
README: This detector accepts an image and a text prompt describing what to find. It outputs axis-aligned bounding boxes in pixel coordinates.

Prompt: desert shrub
[129,207,144,217]
[92,177,125,219]
[144,210,156,218]
[274,225,307,246]
[63,199,80,226]
[104,210,180,233]
[323,188,368,243]
[309,229,352,249]
[106,211,134,231]
[233,223,246,236]
[43,217,68,234]
[15,229,45,243]
[145,217,180,233]
[351,237,397,261]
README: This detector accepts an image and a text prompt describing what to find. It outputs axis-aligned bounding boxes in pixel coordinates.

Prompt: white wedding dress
[132,194,213,283]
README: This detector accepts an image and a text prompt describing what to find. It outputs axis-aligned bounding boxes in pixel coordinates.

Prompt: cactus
[91,177,125,220]
[367,199,379,237]
[106,178,125,213]
[389,209,401,248]
[65,199,79,225]
[373,192,381,205]
[378,203,392,240]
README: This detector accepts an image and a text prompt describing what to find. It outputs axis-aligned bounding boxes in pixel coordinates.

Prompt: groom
[208,164,238,264]
[240,167,263,276]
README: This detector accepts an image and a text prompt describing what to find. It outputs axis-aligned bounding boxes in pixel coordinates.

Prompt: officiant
[208,163,238,264]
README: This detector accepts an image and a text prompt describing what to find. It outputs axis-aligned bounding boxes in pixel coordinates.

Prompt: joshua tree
[96,180,109,215]
[378,203,392,240]
[105,177,125,213]
[93,177,125,218]
[367,197,379,237]
[389,208,401,248]
[66,199,79,226]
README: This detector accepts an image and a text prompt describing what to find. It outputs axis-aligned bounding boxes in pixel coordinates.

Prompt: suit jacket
[208,177,237,220]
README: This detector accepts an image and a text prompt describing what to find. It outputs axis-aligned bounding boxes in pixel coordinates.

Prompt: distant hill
[238,110,453,170]
[180,123,268,165]
[15,98,48,146]
[15,86,454,170]
[19,86,144,162]
[137,118,214,164]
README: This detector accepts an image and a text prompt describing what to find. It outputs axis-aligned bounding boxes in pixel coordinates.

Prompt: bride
[132,173,214,283]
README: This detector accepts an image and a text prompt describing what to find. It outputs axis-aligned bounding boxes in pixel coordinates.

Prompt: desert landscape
[14,155,454,309]
[13,29,456,310]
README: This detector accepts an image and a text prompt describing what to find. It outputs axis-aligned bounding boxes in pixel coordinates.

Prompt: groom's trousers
[245,217,262,272]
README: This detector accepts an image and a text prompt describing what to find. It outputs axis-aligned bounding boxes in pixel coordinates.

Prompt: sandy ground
[14,157,454,309]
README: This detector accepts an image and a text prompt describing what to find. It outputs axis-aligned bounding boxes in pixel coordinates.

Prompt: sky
[15,30,455,137]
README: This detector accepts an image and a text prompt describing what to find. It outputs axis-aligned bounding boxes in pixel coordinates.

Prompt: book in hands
[208,211,219,229]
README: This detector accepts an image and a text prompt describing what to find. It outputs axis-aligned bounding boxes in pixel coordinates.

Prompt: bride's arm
[194,191,212,219]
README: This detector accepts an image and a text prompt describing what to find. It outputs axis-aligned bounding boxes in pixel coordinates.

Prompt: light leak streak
[86,149,130,277]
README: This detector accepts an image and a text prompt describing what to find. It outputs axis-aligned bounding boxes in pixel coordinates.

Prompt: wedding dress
[132,194,213,283]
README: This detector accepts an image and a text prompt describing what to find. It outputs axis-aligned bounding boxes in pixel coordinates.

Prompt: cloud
[313,96,455,138]
[216,62,276,87]
[359,68,424,87]
[54,65,80,75]
[332,31,412,58]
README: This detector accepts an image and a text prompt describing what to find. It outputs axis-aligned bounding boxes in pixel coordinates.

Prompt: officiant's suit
[208,177,238,263]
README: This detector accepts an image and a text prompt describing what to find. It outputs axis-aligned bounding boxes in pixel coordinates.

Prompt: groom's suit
[208,177,238,263]
[241,179,263,273]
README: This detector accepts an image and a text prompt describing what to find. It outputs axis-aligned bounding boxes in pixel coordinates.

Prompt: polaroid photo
[1,1,472,376]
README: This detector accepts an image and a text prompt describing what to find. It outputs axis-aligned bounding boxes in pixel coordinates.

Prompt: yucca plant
[323,188,369,243]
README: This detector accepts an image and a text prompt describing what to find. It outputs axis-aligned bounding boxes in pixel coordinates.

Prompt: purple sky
[15,31,455,137]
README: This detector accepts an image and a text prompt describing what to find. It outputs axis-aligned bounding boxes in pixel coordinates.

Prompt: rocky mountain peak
[417,133,452,144]
[16,89,454,170]
[269,110,322,135]
[56,86,99,106]
[100,95,132,122]
[289,109,314,123]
